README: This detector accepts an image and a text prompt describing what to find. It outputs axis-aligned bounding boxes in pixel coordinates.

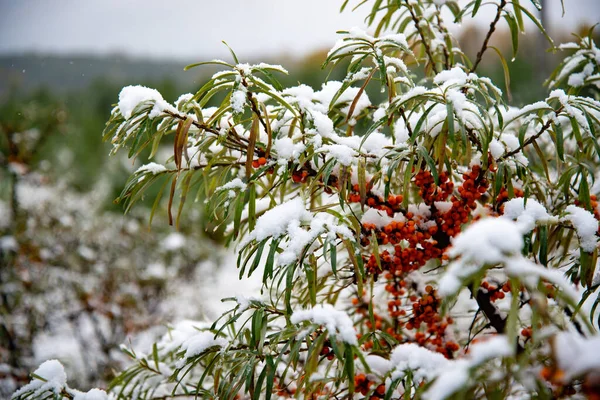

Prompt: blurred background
[1,0,599,396]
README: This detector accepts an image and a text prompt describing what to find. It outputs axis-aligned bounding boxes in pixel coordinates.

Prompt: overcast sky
[1,0,599,60]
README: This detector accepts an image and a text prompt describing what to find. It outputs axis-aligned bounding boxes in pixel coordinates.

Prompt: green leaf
[578,170,592,211]
[512,2,554,46]
[489,46,511,102]
[538,225,548,266]
[233,194,245,240]
[418,146,439,185]
[305,333,327,379]
[249,183,257,231]
[222,41,240,64]
[371,231,382,271]
[358,156,367,208]
[512,0,525,32]
[345,346,355,395]
[253,363,267,400]
[471,0,482,16]
[330,242,338,276]
[553,122,565,161]
[251,308,264,348]
[580,248,595,288]
[263,239,279,282]
[248,240,266,277]
[184,59,234,71]
[265,356,275,400]
[504,13,519,60]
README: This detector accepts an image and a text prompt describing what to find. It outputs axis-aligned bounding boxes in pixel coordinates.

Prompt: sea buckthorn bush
[13,0,600,399]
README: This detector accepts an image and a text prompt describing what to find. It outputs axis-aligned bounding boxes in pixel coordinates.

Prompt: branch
[469,285,524,353]
[470,0,507,73]
[163,109,222,137]
[398,108,415,138]
[497,118,553,161]
[435,11,452,70]
[405,0,440,75]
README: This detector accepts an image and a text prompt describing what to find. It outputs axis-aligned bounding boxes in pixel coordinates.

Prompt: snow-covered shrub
[14,1,600,399]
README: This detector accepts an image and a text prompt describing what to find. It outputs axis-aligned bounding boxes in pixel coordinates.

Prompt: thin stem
[497,118,554,161]
[470,0,507,73]
[405,0,440,75]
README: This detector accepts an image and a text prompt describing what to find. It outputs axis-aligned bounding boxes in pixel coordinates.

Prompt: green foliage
[12,3,600,400]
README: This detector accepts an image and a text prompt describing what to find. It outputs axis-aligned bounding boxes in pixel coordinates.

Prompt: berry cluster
[414,169,454,205]
[354,374,386,398]
[435,165,488,238]
[251,156,267,169]
[344,167,493,360]
[481,280,508,302]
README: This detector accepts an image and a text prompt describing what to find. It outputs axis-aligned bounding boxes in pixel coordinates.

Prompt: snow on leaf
[564,205,599,252]
[135,162,168,175]
[118,85,175,120]
[448,218,523,265]
[291,304,357,345]
[12,360,67,398]
[503,198,557,232]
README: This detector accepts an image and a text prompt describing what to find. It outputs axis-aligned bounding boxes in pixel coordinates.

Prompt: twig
[398,108,415,138]
[497,118,553,161]
[405,0,440,75]
[435,11,452,70]
[469,285,524,353]
[470,0,507,73]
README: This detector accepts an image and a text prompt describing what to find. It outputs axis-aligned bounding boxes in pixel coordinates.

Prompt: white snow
[248,198,312,242]
[274,137,306,162]
[361,208,393,228]
[72,388,109,400]
[0,235,18,251]
[424,336,514,400]
[448,218,524,265]
[157,320,211,354]
[118,85,174,120]
[253,63,289,74]
[390,343,450,382]
[231,89,247,114]
[568,62,595,87]
[467,335,513,365]
[12,360,67,398]
[439,218,525,297]
[319,144,357,166]
[504,257,579,301]
[434,201,453,214]
[423,361,470,400]
[363,354,392,376]
[503,101,551,127]
[433,66,473,88]
[503,198,556,232]
[554,331,600,381]
[312,111,335,138]
[489,139,504,159]
[135,162,167,175]
[180,331,227,361]
[291,304,357,345]
[217,178,247,192]
[564,205,599,252]
[161,232,186,251]
[236,294,262,312]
